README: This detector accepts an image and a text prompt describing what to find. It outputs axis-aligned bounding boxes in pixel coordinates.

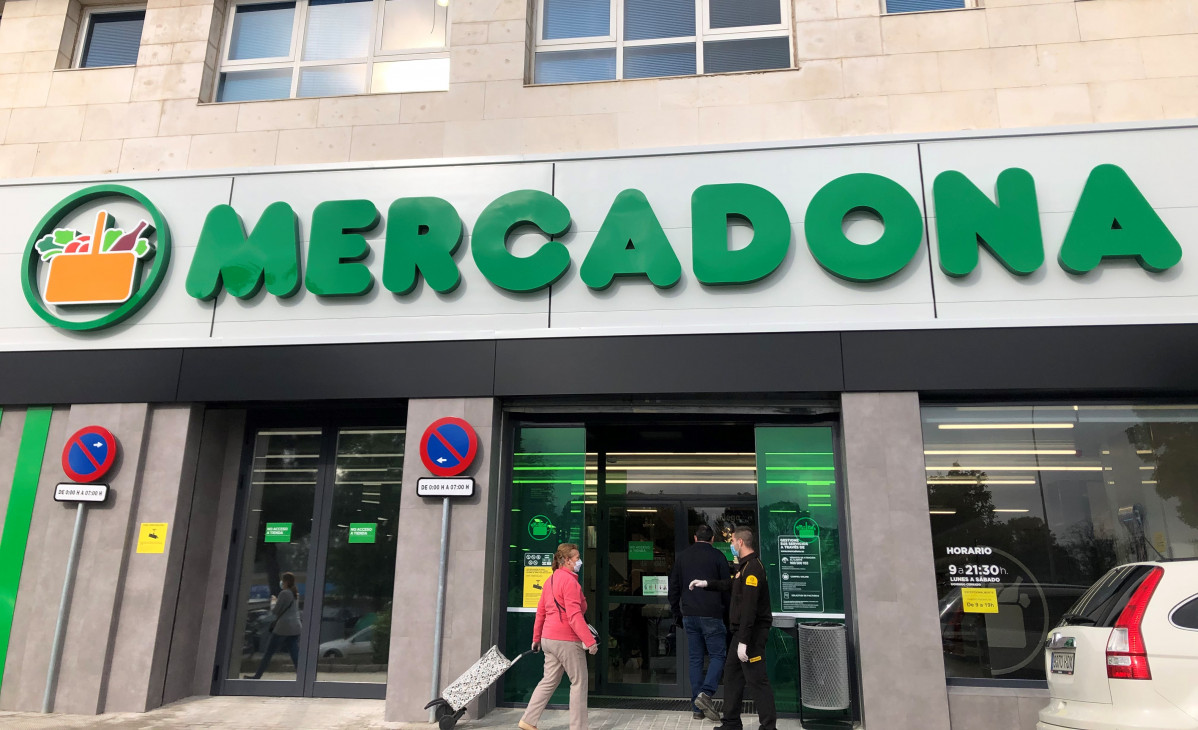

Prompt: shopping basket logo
[22,185,171,332]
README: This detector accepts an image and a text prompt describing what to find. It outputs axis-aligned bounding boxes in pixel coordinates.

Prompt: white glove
[737,643,749,663]
[689,579,708,590]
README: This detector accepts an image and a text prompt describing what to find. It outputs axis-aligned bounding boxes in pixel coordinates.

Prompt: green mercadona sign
[24,164,1183,331]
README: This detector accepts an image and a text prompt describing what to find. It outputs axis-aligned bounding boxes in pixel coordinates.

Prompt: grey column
[385,399,499,723]
[841,392,950,730]
[0,403,212,714]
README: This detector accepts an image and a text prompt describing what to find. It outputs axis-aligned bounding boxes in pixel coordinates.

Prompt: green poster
[754,426,843,615]
[264,523,292,543]
[628,541,654,560]
[348,523,377,543]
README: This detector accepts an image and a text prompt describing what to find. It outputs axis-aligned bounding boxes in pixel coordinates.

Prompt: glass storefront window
[923,404,1198,682]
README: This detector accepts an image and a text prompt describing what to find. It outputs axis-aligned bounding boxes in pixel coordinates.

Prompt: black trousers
[719,630,776,730]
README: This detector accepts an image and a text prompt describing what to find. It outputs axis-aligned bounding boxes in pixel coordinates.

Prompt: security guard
[688,527,775,730]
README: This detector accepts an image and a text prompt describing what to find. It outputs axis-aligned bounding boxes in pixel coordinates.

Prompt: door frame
[213,405,406,700]
[595,496,758,699]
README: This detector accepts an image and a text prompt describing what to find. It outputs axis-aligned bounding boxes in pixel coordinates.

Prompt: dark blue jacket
[669,541,732,621]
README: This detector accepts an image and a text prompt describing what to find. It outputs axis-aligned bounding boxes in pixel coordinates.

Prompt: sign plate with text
[53,483,109,503]
[417,477,475,497]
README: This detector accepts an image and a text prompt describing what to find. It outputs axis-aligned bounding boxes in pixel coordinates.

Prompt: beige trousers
[520,639,589,730]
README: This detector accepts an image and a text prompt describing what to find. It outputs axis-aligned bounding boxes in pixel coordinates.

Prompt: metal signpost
[43,426,117,713]
[419,417,479,722]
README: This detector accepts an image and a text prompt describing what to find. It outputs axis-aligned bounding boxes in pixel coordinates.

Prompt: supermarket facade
[1,120,1198,730]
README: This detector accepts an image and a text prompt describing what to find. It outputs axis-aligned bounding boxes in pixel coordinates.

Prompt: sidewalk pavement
[0,696,798,730]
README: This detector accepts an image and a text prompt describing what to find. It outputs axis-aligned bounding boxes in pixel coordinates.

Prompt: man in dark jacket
[689,527,776,730]
[669,525,731,720]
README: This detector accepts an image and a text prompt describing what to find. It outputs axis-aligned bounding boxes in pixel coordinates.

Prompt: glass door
[219,420,404,699]
[599,504,679,695]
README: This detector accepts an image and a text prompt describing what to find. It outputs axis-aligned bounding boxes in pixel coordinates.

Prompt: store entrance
[217,412,405,699]
[502,417,848,715]
[595,500,755,698]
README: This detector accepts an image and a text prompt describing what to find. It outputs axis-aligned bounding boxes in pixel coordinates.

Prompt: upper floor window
[216,0,448,102]
[532,0,790,84]
[77,6,145,68]
[885,0,973,13]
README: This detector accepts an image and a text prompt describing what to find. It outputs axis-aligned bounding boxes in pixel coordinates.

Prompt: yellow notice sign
[961,587,999,614]
[137,522,168,554]
[523,566,554,608]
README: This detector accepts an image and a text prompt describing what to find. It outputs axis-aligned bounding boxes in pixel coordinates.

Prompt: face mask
[573,558,583,573]
[729,542,740,558]
[278,580,284,590]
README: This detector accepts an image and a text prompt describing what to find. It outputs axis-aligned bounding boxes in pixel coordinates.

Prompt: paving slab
[0,697,807,730]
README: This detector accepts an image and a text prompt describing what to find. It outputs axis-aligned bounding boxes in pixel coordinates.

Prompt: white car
[319,626,375,659]
[1038,559,1198,730]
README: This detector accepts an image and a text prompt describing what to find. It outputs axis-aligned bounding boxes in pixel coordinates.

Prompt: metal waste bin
[797,622,850,711]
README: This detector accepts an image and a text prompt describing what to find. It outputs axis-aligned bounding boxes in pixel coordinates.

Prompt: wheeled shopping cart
[424,646,534,730]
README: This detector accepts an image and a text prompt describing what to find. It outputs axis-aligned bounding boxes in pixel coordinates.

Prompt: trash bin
[797,622,850,711]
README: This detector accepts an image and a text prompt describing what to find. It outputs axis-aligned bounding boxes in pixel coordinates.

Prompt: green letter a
[1058,164,1182,274]
[187,202,301,300]
[934,168,1043,277]
[581,189,681,290]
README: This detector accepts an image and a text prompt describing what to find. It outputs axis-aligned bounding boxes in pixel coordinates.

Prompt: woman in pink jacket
[519,542,598,730]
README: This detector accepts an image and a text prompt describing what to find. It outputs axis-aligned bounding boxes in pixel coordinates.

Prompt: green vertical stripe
[0,407,53,691]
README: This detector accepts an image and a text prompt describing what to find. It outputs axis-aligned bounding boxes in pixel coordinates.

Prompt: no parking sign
[419,417,478,477]
[61,426,117,483]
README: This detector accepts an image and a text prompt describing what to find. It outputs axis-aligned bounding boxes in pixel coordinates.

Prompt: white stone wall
[0,0,1196,178]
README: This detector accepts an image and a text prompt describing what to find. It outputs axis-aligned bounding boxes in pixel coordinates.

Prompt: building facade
[0,1,1197,730]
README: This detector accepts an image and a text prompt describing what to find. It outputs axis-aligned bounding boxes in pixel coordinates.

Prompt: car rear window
[1061,564,1155,627]
[1172,597,1198,630]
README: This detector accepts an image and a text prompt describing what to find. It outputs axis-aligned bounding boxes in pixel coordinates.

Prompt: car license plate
[1051,651,1075,675]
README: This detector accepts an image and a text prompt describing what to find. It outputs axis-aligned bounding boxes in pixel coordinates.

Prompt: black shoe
[695,693,721,723]
[692,713,705,720]
[712,725,741,730]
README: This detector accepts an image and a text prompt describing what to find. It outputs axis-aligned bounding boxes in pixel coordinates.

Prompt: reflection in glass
[370,58,450,93]
[298,64,366,97]
[316,427,404,684]
[923,404,1198,681]
[381,0,448,51]
[228,428,321,681]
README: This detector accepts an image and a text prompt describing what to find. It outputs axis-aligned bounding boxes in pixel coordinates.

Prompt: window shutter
[624,0,695,41]
[624,43,696,79]
[542,0,610,40]
[229,2,296,60]
[885,0,966,13]
[703,36,789,74]
[81,10,145,68]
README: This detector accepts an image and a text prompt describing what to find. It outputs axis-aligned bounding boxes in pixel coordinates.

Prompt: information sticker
[264,523,292,543]
[643,575,669,596]
[961,587,999,614]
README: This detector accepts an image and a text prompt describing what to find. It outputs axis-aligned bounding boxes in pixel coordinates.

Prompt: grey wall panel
[0,349,183,405]
[175,341,497,401]
[493,332,845,395]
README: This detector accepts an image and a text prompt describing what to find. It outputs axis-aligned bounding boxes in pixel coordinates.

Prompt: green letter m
[187,202,302,300]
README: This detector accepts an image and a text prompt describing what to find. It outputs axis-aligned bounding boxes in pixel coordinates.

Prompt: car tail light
[1106,566,1164,680]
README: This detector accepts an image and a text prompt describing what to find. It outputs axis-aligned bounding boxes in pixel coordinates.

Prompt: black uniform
[705,551,775,730]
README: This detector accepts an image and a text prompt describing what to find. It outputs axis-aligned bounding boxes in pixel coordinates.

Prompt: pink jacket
[534,567,596,648]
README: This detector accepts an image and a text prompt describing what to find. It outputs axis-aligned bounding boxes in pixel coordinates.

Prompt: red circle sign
[420,417,478,477]
[62,426,118,483]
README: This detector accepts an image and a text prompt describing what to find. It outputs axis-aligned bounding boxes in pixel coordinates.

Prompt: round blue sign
[420,417,479,477]
[61,426,118,483]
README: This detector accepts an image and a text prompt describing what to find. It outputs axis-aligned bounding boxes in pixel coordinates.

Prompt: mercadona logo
[21,184,171,331]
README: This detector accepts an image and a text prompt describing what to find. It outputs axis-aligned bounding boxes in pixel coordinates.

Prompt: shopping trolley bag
[425,646,534,730]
